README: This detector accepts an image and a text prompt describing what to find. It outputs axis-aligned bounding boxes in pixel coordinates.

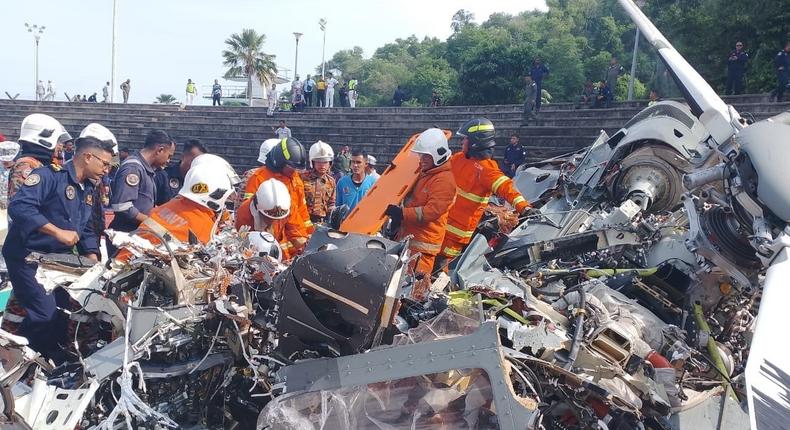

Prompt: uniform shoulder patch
[169,178,180,189]
[24,174,41,186]
[125,173,141,186]
[65,185,76,200]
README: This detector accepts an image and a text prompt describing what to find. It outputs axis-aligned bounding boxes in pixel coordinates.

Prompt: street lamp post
[111,0,118,103]
[24,23,45,101]
[319,19,327,79]
[293,32,303,79]
[627,0,646,101]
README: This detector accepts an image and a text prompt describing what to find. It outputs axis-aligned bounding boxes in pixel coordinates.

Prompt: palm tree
[154,94,178,104]
[222,29,277,107]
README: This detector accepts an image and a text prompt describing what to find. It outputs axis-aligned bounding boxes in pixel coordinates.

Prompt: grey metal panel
[276,322,537,430]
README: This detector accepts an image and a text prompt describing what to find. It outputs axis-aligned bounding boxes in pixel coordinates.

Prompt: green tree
[154,94,178,104]
[451,9,475,33]
[222,29,277,107]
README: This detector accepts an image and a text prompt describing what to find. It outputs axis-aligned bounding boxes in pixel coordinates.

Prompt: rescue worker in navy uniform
[725,41,749,95]
[2,135,115,363]
[772,42,790,103]
[108,130,174,254]
[154,139,209,205]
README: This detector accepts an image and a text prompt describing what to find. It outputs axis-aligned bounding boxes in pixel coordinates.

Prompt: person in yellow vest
[185,79,197,105]
[348,77,359,108]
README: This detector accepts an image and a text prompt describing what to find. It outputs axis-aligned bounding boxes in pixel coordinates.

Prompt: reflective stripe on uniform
[280,241,294,249]
[243,192,254,199]
[304,220,314,228]
[491,176,509,194]
[281,138,290,160]
[442,246,462,257]
[415,207,424,223]
[446,223,475,238]
[513,196,526,206]
[456,188,489,204]
[111,202,134,211]
[467,124,494,133]
[410,240,441,255]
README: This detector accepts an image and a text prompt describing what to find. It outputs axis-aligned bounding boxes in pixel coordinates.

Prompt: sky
[3,0,547,105]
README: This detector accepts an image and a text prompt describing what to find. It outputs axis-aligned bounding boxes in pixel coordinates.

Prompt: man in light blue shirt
[336,148,376,211]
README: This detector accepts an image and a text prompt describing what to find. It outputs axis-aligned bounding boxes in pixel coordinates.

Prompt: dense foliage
[314,0,790,106]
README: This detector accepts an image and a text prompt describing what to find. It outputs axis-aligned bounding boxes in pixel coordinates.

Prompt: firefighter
[384,128,456,294]
[7,114,65,201]
[236,178,306,260]
[302,140,336,224]
[243,137,313,234]
[240,139,280,197]
[123,154,237,250]
[437,118,535,270]
[2,134,114,362]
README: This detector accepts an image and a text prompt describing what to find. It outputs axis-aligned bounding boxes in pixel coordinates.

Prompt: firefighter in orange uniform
[243,137,314,234]
[437,118,535,269]
[235,178,306,260]
[385,128,456,285]
[115,154,237,259]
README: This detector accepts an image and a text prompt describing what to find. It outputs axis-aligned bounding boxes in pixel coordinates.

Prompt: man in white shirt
[102,81,110,103]
[36,80,45,101]
[267,84,279,116]
[273,120,292,139]
[325,75,339,108]
[44,81,55,101]
[366,155,381,181]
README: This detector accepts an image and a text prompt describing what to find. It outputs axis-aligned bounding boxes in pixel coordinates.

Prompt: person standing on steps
[725,42,749,96]
[267,84,278,116]
[521,76,538,126]
[102,81,110,103]
[36,80,45,101]
[303,75,315,107]
[772,42,790,103]
[212,79,222,106]
[185,79,197,105]
[120,79,131,104]
[605,56,624,100]
[530,58,549,112]
[316,77,327,107]
[325,74,338,108]
[348,77,358,108]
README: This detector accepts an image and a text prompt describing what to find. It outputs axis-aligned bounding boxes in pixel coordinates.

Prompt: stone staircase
[0,95,786,172]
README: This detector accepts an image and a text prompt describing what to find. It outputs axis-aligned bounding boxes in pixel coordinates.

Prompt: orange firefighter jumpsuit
[235,197,307,260]
[115,196,218,261]
[439,152,530,259]
[244,166,314,234]
[396,161,456,276]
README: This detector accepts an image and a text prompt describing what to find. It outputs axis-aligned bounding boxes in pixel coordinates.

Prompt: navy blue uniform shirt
[727,51,749,76]
[2,162,98,260]
[108,153,156,232]
[154,163,182,206]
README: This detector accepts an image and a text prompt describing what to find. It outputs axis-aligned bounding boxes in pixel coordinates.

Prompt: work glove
[385,204,403,224]
[520,207,541,219]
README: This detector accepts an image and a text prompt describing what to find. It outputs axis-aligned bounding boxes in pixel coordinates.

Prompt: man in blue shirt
[530,58,550,112]
[304,75,316,107]
[725,42,749,95]
[594,80,613,108]
[772,42,790,103]
[2,134,115,362]
[336,148,376,211]
[154,139,209,205]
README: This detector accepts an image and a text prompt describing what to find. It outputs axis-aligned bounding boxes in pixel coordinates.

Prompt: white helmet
[308,140,334,164]
[248,231,282,262]
[0,141,20,162]
[254,179,291,219]
[411,128,450,166]
[19,113,64,150]
[180,156,235,211]
[367,155,377,166]
[258,138,281,164]
[79,123,118,154]
[190,153,241,186]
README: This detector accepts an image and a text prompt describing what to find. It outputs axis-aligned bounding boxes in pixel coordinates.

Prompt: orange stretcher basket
[339,129,452,235]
